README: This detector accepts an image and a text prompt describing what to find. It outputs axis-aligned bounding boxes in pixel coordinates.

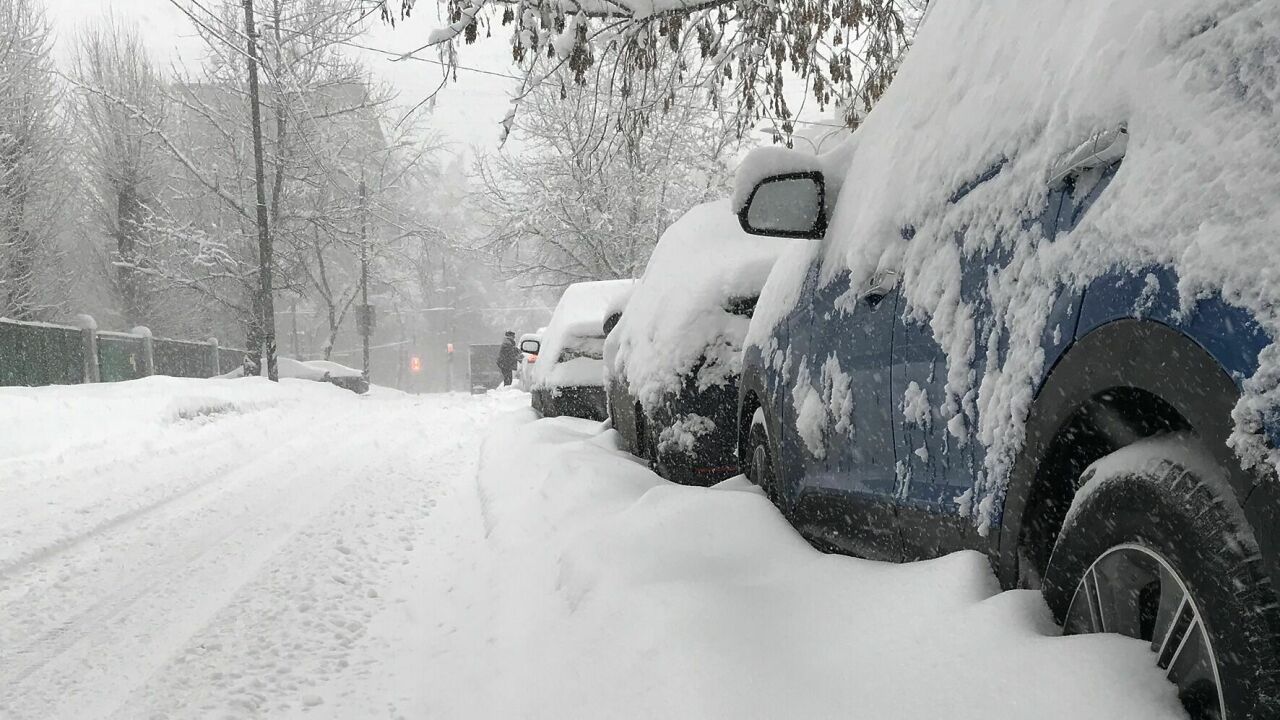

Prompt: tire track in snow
[0,393,505,720]
[105,395,515,719]
[0,454,252,580]
[0,409,292,570]
[0,407,372,717]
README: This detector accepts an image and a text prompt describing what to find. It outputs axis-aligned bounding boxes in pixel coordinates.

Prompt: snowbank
[446,410,1186,718]
[0,375,346,463]
[606,200,797,409]
[746,1,1280,527]
[532,279,636,390]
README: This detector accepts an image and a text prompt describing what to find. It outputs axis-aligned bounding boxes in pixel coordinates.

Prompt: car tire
[1041,439,1280,719]
[644,420,667,478]
[746,408,779,503]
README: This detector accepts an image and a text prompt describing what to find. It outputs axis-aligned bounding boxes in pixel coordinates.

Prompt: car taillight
[528,355,538,363]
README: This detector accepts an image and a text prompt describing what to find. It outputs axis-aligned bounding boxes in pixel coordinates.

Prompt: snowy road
[0,378,513,719]
[1,378,1186,719]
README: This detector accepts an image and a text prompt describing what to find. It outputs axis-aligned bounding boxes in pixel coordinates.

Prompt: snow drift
[451,409,1187,719]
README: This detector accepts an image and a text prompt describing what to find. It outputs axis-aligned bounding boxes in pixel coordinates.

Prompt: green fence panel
[154,338,213,378]
[0,320,84,386]
[218,347,249,375]
[97,333,147,382]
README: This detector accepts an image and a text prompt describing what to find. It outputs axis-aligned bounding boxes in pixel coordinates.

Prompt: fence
[0,315,247,388]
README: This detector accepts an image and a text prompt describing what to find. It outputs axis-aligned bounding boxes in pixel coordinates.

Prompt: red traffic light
[409,355,422,373]
[447,342,455,354]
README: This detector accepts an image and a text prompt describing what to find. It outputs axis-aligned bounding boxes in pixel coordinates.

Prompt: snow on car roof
[533,279,637,388]
[607,200,799,408]
[548,279,636,341]
[746,0,1280,530]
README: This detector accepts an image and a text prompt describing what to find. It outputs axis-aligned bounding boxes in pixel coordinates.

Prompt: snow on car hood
[534,279,637,389]
[745,0,1280,531]
[607,200,799,409]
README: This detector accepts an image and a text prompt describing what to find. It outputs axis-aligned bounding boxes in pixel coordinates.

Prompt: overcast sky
[43,0,524,157]
[42,0,839,162]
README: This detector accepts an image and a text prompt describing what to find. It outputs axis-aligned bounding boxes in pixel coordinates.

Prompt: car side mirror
[520,339,540,354]
[737,171,827,239]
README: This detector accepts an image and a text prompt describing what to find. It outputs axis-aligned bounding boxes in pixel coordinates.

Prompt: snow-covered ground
[1,378,1184,718]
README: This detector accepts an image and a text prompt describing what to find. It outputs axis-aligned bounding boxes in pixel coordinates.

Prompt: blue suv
[736,148,1280,716]
[733,8,1280,710]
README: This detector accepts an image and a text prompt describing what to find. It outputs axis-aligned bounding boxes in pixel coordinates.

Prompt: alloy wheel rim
[751,444,768,486]
[1064,543,1225,719]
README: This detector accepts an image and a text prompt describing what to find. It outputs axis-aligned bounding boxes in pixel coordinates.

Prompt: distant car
[525,280,635,421]
[223,357,369,394]
[605,200,797,485]
[518,329,543,390]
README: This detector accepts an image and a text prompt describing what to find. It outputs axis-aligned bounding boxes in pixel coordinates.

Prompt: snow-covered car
[605,200,797,485]
[223,357,369,394]
[734,3,1280,717]
[517,328,543,390]
[525,280,635,420]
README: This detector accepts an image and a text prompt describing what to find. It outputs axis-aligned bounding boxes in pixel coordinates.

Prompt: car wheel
[1041,439,1280,719]
[645,422,667,478]
[746,408,778,502]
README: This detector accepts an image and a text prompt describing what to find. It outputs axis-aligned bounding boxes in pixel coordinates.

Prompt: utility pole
[359,176,370,379]
[290,300,299,358]
[242,0,278,381]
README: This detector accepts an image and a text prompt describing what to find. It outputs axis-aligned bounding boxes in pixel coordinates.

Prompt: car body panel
[794,267,903,560]
[741,150,1280,605]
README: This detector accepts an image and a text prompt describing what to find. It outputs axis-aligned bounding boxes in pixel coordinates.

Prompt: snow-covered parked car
[604,200,798,485]
[735,2,1280,717]
[525,280,635,420]
[223,357,369,394]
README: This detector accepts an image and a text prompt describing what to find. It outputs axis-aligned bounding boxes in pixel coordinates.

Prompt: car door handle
[862,270,899,307]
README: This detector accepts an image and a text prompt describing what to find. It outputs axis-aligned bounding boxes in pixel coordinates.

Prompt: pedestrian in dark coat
[496,330,521,386]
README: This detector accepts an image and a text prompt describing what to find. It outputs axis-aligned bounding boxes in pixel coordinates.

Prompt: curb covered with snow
[455,410,1187,718]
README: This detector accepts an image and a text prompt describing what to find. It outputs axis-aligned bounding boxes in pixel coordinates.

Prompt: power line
[357,36,852,130]
[259,20,853,131]
[168,0,852,132]
[174,0,443,235]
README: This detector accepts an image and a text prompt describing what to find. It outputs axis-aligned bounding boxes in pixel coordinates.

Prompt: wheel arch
[996,318,1261,590]
[737,388,764,468]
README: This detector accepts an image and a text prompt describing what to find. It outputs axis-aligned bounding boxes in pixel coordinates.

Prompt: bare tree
[0,0,67,320]
[70,16,169,329]
[473,42,741,289]
[69,0,398,349]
